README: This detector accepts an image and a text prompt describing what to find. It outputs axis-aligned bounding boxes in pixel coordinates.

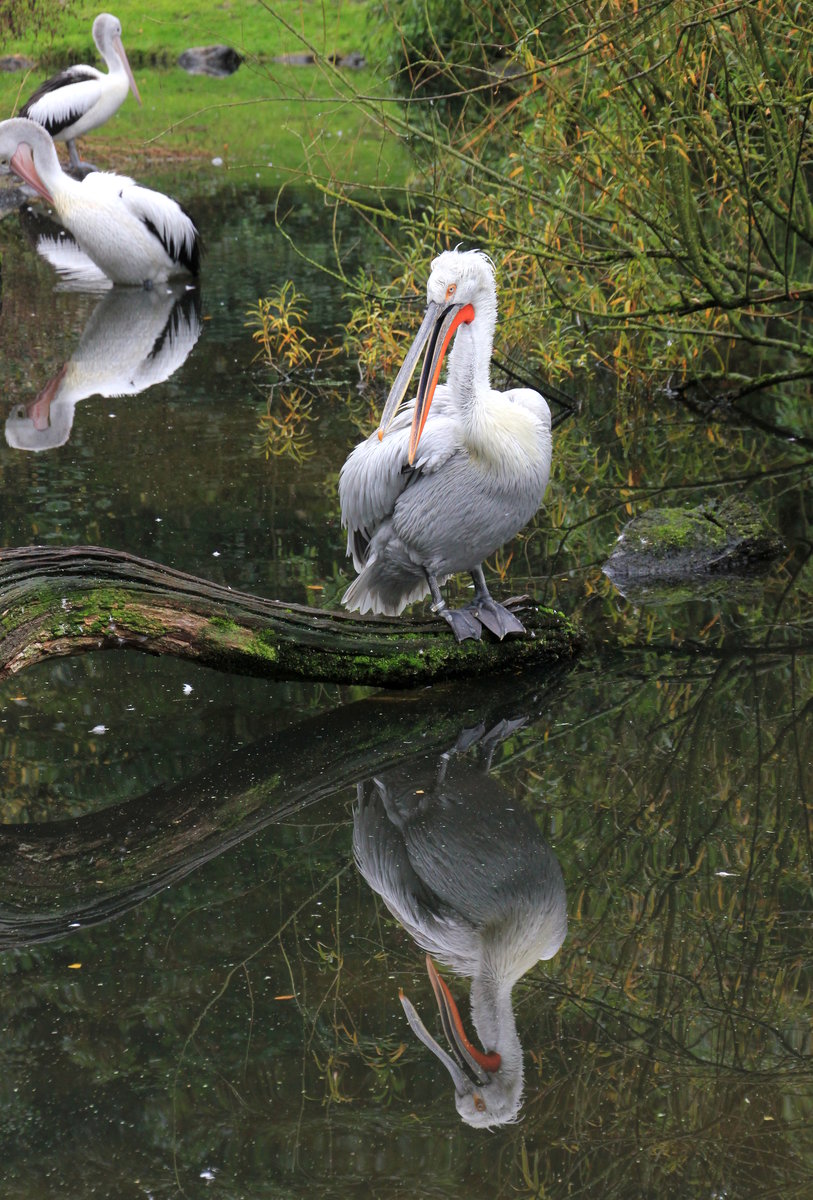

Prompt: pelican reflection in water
[5,278,201,452]
[353,720,567,1127]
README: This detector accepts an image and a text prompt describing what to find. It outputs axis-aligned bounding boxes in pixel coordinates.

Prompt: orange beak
[399,954,501,1093]
[377,300,475,464]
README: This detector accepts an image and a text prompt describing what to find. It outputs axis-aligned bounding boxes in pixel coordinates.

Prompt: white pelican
[5,283,202,451]
[353,723,567,1127]
[0,118,201,286]
[339,248,552,641]
[18,12,141,172]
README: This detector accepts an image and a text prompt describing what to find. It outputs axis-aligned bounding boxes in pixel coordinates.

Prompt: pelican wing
[122,184,201,276]
[20,68,104,137]
[352,780,459,957]
[340,390,461,569]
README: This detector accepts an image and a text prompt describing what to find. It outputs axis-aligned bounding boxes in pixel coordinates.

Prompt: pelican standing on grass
[0,118,201,286]
[19,13,141,172]
[339,248,552,642]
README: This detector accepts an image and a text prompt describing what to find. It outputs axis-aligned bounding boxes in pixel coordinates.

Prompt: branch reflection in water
[353,720,567,1128]
[5,223,201,452]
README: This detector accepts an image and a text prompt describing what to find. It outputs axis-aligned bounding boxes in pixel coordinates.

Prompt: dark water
[0,180,810,1199]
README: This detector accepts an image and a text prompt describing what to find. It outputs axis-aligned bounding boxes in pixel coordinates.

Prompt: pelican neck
[445,296,496,412]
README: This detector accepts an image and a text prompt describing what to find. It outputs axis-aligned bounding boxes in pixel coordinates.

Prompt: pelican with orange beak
[19,13,141,172]
[339,248,552,641]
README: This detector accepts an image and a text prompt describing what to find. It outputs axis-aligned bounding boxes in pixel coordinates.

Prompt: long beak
[114,35,142,105]
[399,954,501,1093]
[29,363,69,430]
[10,143,54,204]
[377,300,475,465]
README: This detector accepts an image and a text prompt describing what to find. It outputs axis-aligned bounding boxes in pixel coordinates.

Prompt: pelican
[18,12,141,172]
[353,722,567,1127]
[339,249,552,641]
[5,283,202,451]
[0,118,201,286]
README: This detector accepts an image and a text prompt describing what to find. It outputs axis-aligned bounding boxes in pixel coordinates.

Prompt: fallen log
[0,545,579,687]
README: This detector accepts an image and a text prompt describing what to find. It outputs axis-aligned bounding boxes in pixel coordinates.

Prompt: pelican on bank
[0,118,201,286]
[19,12,141,172]
[353,723,567,1127]
[339,248,552,641]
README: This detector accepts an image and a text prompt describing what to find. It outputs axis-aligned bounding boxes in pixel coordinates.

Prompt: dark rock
[177,45,242,77]
[0,54,35,72]
[272,51,366,69]
[335,51,367,69]
[272,53,316,66]
[0,184,29,219]
[603,496,785,602]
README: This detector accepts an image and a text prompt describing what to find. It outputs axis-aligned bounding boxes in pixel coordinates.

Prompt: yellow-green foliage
[327,0,812,395]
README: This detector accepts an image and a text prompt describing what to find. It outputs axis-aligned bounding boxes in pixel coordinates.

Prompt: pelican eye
[473,1093,486,1112]
[445,283,457,300]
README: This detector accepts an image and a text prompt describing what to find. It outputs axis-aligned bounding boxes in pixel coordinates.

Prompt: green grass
[0,1,408,188]
[2,1,376,67]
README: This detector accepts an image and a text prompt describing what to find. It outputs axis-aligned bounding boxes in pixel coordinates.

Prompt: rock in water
[603,496,784,601]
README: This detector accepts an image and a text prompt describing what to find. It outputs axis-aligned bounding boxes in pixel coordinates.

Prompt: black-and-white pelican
[339,248,552,641]
[5,283,202,451]
[0,118,201,286]
[18,12,141,172]
[353,722,567,1127]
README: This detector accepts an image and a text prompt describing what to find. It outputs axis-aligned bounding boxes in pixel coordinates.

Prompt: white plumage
[353,725,567,1128]
[19,13,141,171]
[5,282,202,451]
[340,249,552,641]
[0,118,201,286]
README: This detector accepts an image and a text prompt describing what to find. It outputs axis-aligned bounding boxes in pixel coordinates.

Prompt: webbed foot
[441,606,483,642]
[469,596,525,639]
[467,564,526,639]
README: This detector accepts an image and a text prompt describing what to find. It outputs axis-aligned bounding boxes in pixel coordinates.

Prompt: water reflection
[353,720,567,1128]
[4,282,201,451]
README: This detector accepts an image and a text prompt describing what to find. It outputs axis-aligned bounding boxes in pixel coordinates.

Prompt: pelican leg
[466,565,526,639]
[65,139,97,178]
[424,569,482,642]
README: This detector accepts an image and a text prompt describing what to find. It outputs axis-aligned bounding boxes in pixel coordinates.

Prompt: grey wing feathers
[339,392,461,569]
[339,409,414,569]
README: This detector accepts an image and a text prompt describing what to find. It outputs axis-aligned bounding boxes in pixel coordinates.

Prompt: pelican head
[93,13,141,104]
[400,954,524,1129]
[0,118,61,204]
[377,248,498,463]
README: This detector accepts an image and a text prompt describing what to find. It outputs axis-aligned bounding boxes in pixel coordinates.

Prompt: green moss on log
[0,546,579,687]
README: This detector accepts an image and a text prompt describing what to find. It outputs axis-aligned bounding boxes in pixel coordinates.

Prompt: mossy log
[0,545,578,687]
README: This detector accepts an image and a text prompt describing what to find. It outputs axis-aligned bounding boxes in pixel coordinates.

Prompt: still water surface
[0,180,810,1198]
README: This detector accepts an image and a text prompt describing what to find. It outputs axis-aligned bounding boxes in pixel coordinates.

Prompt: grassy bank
[0,1,407,187]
